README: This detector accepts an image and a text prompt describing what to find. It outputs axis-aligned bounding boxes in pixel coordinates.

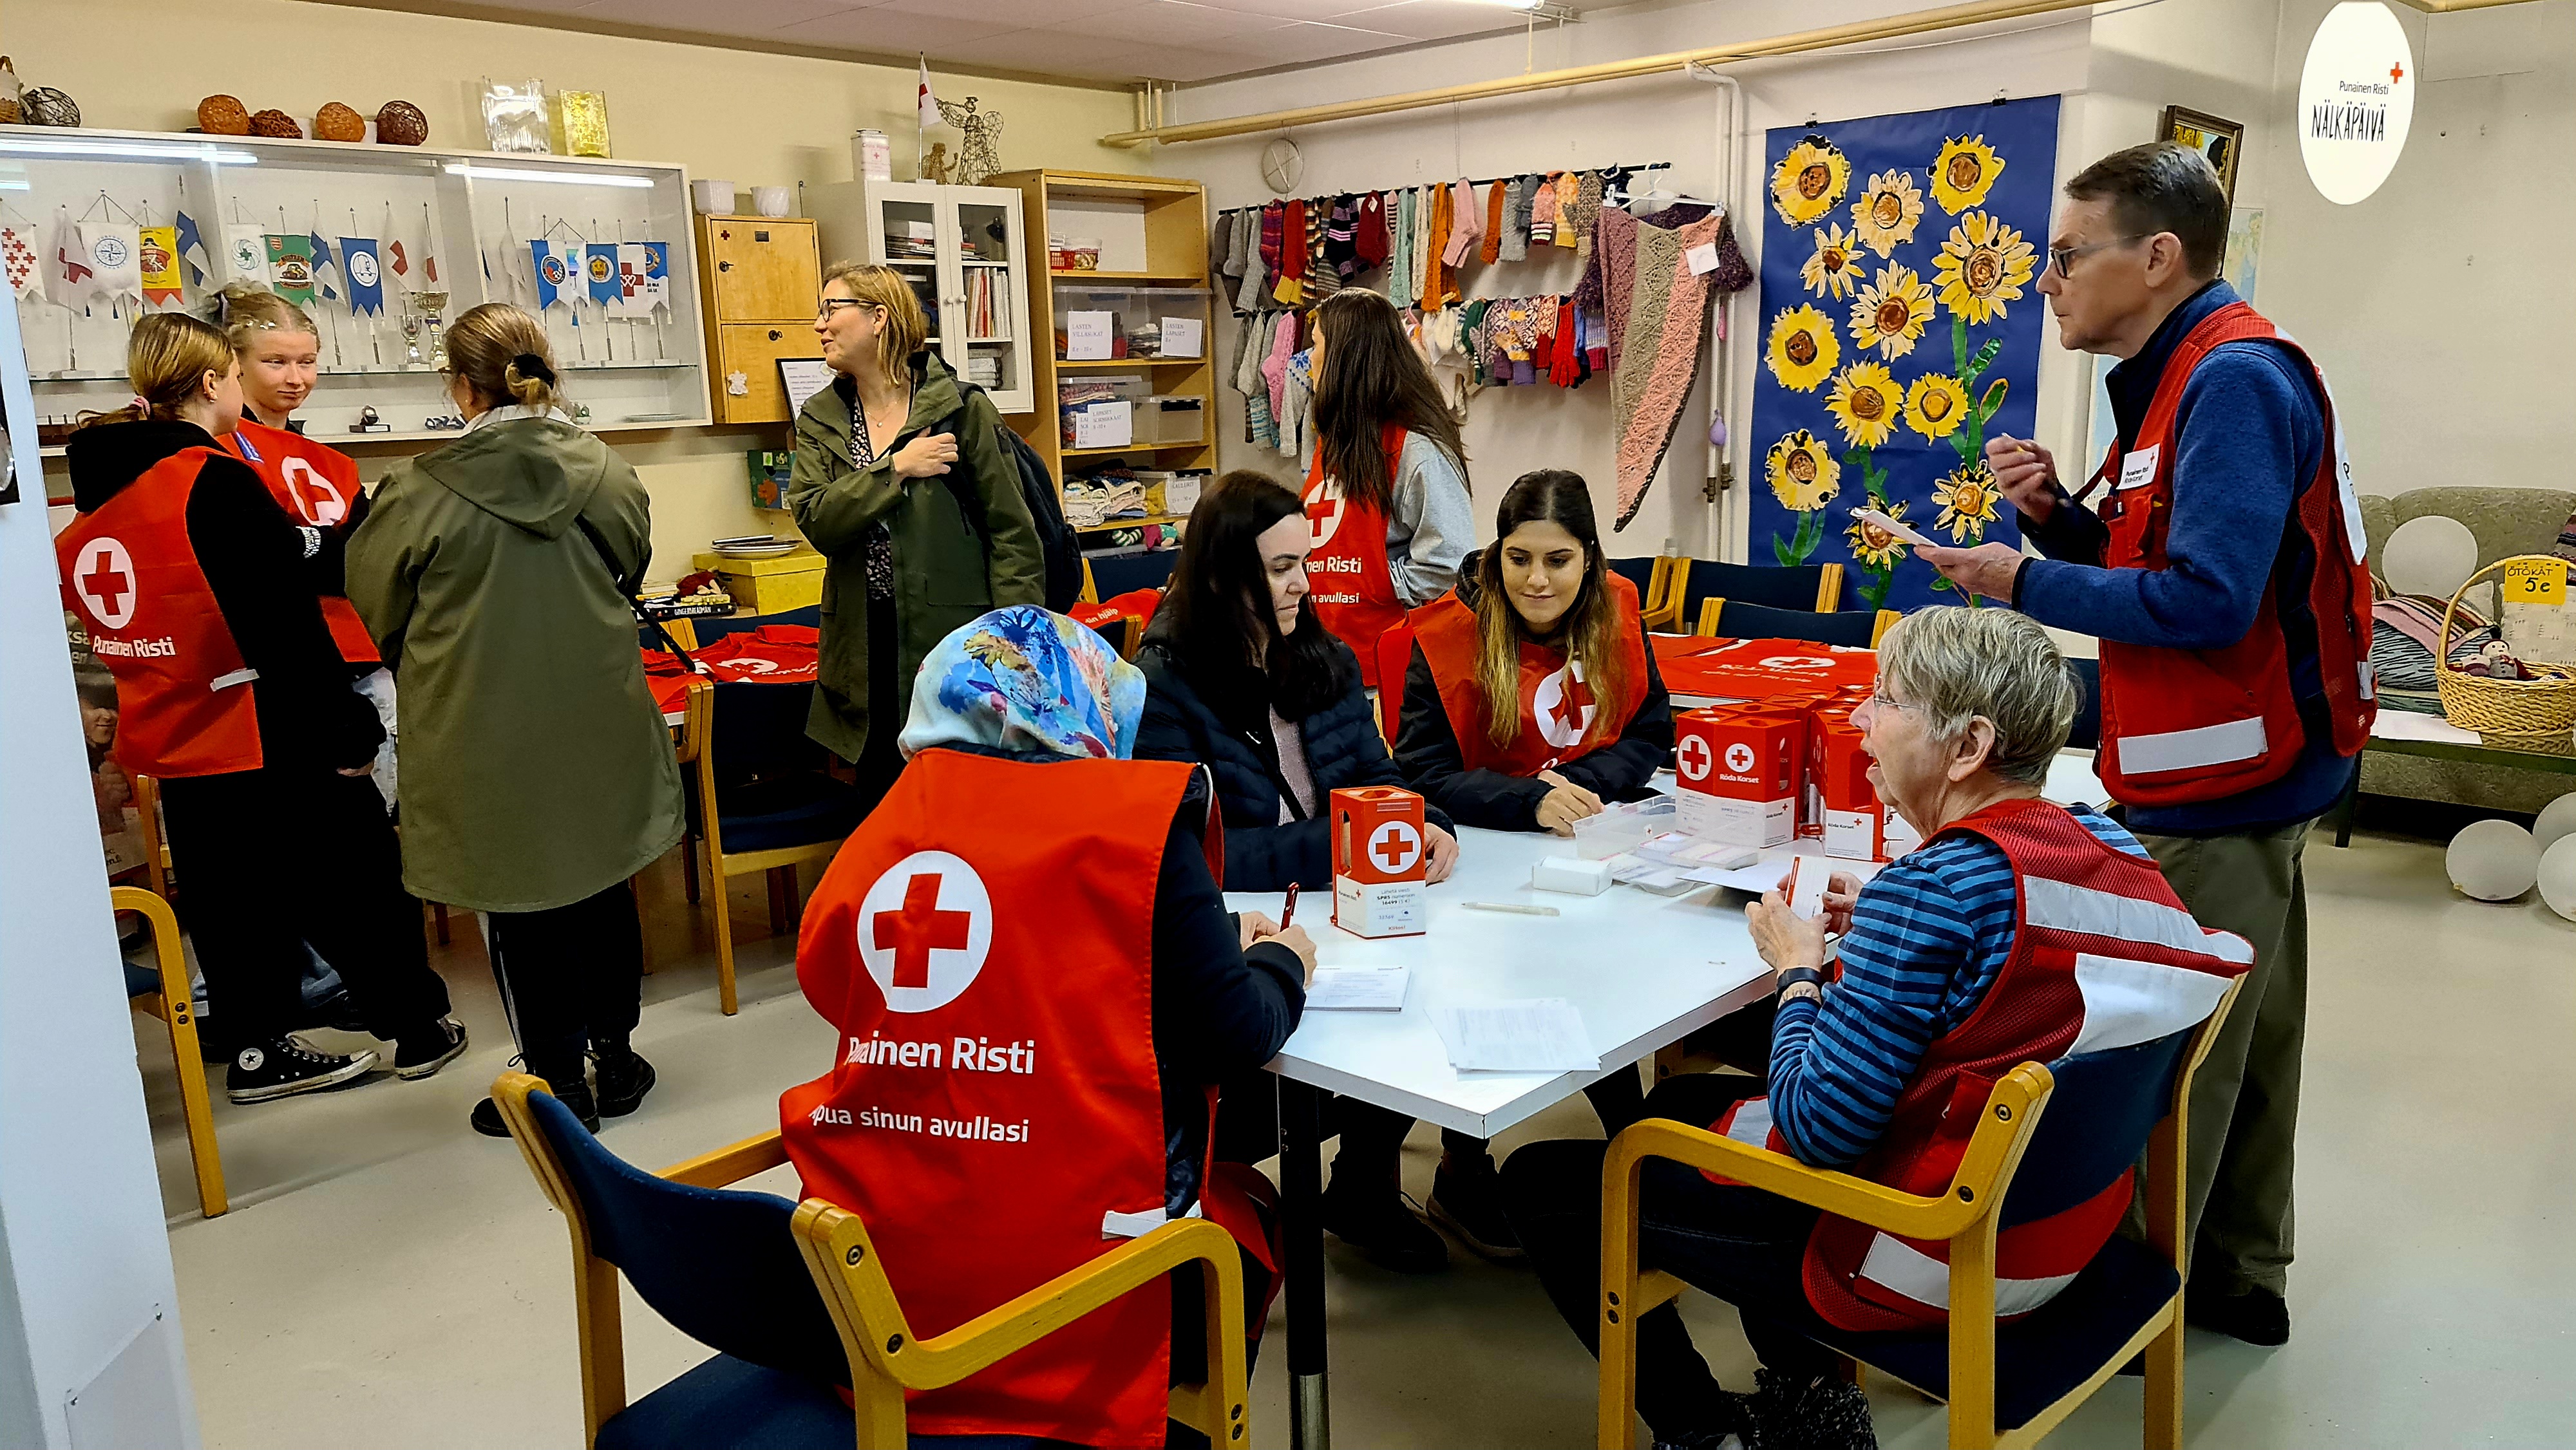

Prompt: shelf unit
[696,213,822,426]
[806,179,1035,415]
[994,169,1214,540]
[6,126,711,458]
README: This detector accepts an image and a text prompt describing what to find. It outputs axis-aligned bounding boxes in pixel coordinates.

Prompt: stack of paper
[1306,967,1408,1012]
[1429,999,1598,1073]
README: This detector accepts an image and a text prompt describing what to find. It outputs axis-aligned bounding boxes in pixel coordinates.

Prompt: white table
[1227,751,2108,1450]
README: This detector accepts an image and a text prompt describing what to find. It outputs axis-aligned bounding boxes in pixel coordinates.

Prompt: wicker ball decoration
[23,86,79,127]
[249,109,302,139]
[375,100,428,146]
[196,95,251,135]
[314,101,366,142]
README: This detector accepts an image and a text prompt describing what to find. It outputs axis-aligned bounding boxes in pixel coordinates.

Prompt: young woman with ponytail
[58,313,464,1106]
[347,303,683,1135]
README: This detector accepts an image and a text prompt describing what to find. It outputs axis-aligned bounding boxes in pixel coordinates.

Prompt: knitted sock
[1480,179,1506,265]
[1325,194,1360,278]
[1209,209,1235,280]
[1501,177,1531,261]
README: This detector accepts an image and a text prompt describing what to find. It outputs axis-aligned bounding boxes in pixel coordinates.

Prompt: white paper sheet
[1429,999,1598,1073]
[1066,310,1113,361]
[1305,967,1409,1012]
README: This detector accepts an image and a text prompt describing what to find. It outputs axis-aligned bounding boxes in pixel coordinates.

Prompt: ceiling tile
[1205,19,1410,64]
[955,28,1157,73]
[1179,0,1388,23]
[1039,1,1278,46]
[872,0,1132,26]
[1326,0,1531,41]
[576,0,862,31]
[770,6,1027,49]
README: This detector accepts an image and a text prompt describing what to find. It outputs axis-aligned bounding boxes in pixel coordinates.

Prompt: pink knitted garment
[1600,207,1732,530]
[1443,178,1482,267]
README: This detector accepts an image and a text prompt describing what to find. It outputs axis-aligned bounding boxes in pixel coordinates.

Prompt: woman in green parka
[348,303,682,1137]
[790,262,1045,803]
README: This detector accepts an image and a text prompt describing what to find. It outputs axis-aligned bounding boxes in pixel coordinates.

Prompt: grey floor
[136,824,2576,1449]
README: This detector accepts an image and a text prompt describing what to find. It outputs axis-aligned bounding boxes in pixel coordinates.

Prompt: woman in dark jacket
[1135,471,1461,1273]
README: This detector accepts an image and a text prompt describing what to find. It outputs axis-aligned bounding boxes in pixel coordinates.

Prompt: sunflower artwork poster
[1749,97,2059,612]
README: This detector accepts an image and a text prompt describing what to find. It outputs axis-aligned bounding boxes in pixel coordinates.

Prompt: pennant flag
[636,240,672,317]
[531,240,579,311]
[138,226,184,306]
[173,211,211,287]
[80,223,143,309]
[2,225,39,301]
[340,237,384,315]
[225,223,270,286]
[308,231,342,304]
[918,56,941,129]
[585,243,621,307]
[385,238,408,281]
[265,234,316,304]
[420,230,439,285]
[45,210,91,308]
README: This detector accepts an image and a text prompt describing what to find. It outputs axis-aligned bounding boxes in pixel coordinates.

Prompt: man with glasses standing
[1918,142,2374,1350]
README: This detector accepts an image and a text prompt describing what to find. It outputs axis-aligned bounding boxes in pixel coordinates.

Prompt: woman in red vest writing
[1501,608,2251,1447]
[781,606,1313,1446]
[57,314,463,1106]
[1302,289,1472,686]
[1396,469,1673,834]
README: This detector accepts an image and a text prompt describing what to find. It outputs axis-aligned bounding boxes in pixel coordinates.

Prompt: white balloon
[2448,818,2540,901]
[2383,516,2481,601]
[2541,836,2576,923]
[2534,793,2576,855]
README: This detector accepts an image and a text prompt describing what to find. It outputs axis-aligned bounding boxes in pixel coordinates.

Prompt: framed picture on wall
[2158,106,2245,205]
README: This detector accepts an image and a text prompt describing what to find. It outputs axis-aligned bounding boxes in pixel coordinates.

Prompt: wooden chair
[130,771,171,899]
[493,1071,1248,1449]
[1607,556,1677,631]
[682,676,866,1015]
[1600,978,2244,1450]
[1696,598,1899,648]
[115,885,225,1219]
[1670,560,1843,634]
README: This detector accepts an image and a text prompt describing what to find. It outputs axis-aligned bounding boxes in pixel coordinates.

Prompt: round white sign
[2298,1,2414,205]
[855,851,994,1013]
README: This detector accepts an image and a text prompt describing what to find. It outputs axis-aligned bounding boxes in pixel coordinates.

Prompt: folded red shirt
[643,624,823,713]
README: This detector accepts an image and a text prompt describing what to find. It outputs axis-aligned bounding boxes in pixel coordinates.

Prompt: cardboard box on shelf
[1673,704,1804,847]
[690,547,824,614]
[1330,786,1428,938]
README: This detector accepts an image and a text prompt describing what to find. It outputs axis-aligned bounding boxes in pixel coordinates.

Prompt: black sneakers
[392,1017,468,1080]
[1319,1179,1449,1273]
[471,1076,598,1138]
[1427,1154,1525,1259]
[2187,1279,2291,1346]
[1743,1369,1877,1450]
[592,1048,656,1118]
[227,1036,377,1104]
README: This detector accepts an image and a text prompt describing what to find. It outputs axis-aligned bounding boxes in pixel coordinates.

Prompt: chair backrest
[1605,556,1662,611]
[1678,560,1837,621]
[1375,622,1417,739]
[2065,656,2101,753]
[526,1089,850,1387]
[1997,1031,2193,1227]
[1712,599,1882,648]
[1088,549,1180,601]
[709,679,827,787]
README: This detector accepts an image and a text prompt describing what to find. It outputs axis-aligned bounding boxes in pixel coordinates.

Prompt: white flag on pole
[918,57,941,129]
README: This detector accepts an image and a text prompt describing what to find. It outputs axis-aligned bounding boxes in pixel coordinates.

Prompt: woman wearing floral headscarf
[781,607,1311,1433]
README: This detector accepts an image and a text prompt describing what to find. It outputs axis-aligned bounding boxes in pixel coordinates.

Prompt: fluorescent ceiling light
[444,163,652,189]
[0,182,28,192]
[0,138,258,165]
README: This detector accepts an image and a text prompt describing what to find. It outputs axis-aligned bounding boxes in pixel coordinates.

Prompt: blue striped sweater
[1766,804,2145,1168]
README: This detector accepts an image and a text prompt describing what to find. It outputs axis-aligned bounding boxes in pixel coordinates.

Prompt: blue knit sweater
[2014,279,2356,836]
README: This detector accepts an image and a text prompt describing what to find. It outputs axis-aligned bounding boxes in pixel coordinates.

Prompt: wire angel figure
[937,96,1003,186]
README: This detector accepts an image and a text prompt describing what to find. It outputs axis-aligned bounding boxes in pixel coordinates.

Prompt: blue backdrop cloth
[1747,96,2060,612]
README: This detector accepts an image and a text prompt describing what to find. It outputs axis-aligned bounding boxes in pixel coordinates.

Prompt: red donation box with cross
[1329,786,1428,939]
[1674,704,1806,848]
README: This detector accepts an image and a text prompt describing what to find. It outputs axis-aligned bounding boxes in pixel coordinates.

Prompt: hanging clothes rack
[1218,159,1678,217]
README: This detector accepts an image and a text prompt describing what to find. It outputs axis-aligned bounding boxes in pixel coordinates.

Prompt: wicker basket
[2434,555,2576,735]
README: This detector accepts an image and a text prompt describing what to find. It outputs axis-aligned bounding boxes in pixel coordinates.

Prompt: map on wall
[1748,96,2061,612]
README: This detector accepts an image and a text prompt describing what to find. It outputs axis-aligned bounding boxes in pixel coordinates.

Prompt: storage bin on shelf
[1132,395,1206,446]
[1059,374,1148,449]
[1051,285,1212,361]
[690,547,826,614]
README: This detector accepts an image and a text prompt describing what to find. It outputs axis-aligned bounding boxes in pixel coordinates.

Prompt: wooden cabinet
[807,180,1035,416]
[697,214,824,424]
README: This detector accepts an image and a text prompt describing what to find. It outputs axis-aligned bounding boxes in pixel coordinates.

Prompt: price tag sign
[2501,558,2569,607]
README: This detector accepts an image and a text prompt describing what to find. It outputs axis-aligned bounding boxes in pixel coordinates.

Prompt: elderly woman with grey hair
[1501,608,2247,1450]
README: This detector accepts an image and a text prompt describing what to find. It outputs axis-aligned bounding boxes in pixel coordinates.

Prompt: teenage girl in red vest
[1396,468,1674,833]
[1379,469,1669,1260]
[782,606,1314,1446]
[1302,289,1473,686]
[58,314,463,1105]
[1500,608,2249,1450]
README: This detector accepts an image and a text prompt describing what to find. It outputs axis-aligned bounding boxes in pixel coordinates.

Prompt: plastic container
[1127,288,1212,359]
[1133,395,1206,446]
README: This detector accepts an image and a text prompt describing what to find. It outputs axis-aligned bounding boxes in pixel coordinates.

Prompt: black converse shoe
[1745,1368,1876,1450]
[591,1048,656,1118]
[227,1036,378,1104]
[392,1017,468,1080]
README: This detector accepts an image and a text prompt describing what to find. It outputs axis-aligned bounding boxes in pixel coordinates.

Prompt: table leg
[1280,1077,1331,1450]
[2333,764,2361,848]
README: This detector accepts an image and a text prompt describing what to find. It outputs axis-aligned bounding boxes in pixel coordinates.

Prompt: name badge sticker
[2117,444,2161,493]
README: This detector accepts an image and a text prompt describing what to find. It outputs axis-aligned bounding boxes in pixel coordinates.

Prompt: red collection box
[1673,705,1805,847]
[1331,786,1428,937]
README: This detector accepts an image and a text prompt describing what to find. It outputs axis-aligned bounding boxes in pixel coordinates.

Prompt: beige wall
[17,0,1137,582]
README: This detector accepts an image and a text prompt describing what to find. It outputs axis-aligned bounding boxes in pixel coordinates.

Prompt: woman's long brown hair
[1310,289,1466,514]
[1473,470,1625,751]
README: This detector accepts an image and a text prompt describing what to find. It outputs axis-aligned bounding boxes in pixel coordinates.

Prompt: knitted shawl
[1599,207,1752,530]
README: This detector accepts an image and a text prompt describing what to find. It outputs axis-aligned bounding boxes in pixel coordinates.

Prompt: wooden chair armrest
[659,1130,788,1188]
[793,1201,1242,1391]
[673,676,714,764]
[1604,1062,2053,1241]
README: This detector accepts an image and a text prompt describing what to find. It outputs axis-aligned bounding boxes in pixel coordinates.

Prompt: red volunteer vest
[781,751,1260,1446]
[1410,572,1649,775]
[56,447,265,778]
[2090,301,2374,806]
[1710,798,2251,1333]
[221,420,379,665]
[1304,424,1410,688]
